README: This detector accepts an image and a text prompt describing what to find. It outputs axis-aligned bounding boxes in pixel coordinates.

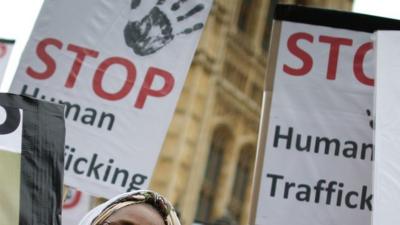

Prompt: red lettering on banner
[283,33,374,87]
[93,57,136,100]
[283,32,314,76]
[27,38,63,80]
[353,42,374,86]
[319,36,353,80]
[135,67,174,109]
[65,44,99,88]
[27,38,175,109]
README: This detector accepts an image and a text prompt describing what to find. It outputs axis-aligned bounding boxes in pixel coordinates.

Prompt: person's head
[78,190,181,225]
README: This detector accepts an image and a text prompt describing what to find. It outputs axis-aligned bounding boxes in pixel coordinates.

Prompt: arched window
[237,0,253,32]
[195,127,232,224]
[229,145,255,223]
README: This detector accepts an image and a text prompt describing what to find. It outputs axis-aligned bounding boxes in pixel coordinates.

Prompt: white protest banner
[0,38,15,82]
[62,187,91,225]
[373,31,400,224]
[10,0,212,198]
[251,5,400,225]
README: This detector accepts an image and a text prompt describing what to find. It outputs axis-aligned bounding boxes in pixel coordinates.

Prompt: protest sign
[373,31,400,224]
[62,187,91,225]
[250,5,400,225]
[0,38,15,82]
[10,0,212,198]
[0,93,65,225]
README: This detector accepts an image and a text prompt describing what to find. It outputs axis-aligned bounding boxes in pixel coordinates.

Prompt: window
[262,0,278,51]
[229,145,255,223]
[237,0,253,32]
[261,21,270,50]
[195,127,231,224]
[222,62,247,92]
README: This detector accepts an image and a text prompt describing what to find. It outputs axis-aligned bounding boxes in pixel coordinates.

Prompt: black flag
[0,93,65,225]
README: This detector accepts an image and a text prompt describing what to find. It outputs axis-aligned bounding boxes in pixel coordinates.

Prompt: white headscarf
[78,190,181,225]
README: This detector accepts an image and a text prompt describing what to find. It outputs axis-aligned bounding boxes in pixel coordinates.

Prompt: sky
[0,0,43,91]
[0,0,399,91]
[353,0,400,19]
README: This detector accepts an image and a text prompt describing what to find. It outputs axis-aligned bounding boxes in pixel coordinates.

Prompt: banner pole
[248,20,281,225]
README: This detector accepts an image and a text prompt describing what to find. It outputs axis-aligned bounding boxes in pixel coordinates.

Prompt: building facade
[149,0,353,225]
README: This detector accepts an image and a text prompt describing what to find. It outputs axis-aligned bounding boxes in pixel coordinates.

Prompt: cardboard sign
[0,93,65,225]
[251,5,400,225]
[0,38,15,82]
[10,0,212,198]
[373,31,400,224]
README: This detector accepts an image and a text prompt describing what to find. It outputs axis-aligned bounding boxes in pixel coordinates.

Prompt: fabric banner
[0,38,15,82]
[10,0,212,198]
[0,93,65,225]
[62,187,91,225]
[373,31,400,224]
[252,5,400,225]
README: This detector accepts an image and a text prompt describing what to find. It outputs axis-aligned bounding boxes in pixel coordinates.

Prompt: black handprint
[366,109,374,129]
[124,0,205,56]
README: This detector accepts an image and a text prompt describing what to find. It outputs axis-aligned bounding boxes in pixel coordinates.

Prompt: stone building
[149,0,353,225]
